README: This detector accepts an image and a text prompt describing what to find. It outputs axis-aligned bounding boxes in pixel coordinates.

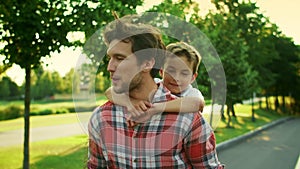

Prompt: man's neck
[129,77,158,102]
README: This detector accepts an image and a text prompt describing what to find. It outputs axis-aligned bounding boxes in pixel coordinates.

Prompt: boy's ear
[191,72,198,83]
[159,69,163,77]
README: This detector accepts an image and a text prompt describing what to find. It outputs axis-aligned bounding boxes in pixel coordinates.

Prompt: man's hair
[166,42,202,74]
[103,15,166,78]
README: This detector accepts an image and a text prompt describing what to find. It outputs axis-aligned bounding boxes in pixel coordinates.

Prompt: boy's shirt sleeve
[154,77,162,84]
[184,85,204,100]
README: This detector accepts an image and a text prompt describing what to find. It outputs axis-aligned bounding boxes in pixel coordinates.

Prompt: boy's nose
[174,73,181,82]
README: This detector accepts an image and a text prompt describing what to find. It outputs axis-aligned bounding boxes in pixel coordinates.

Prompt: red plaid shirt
[87,83,224,169]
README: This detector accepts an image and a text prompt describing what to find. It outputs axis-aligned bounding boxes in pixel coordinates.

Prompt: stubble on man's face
[111,71,143,94]
[128,71,143,92]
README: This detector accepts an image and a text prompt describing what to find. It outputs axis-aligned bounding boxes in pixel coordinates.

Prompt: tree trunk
[265,94,269,110]
[226,103,232,128]
[231,104,236,117]
[221,104,225,120]
[23,66,31,169]
[251,93,255,122]
[275,95,279,111]
[282,95,286,112]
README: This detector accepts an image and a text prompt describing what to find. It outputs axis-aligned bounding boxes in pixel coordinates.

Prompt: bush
[30,108,69,116]
[55,108,69,114]
[0,105,23,121]
[39,109,55,115]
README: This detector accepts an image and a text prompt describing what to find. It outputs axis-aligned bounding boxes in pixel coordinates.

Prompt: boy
[105,41,205,123]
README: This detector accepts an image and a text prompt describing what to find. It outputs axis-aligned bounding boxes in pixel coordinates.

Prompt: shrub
[0,105,23,121]
[38,109,55,115]
[55,108,69,114]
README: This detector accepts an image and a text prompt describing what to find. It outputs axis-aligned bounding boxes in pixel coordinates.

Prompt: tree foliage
[0,76,20,99]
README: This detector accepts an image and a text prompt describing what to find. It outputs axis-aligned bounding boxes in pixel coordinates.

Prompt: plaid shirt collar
[151,82,173,103]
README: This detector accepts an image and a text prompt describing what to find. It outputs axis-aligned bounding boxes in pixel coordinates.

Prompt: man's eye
[116,56,125,60]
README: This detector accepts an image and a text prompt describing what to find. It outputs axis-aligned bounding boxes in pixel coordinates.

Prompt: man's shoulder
[92,101,124,115]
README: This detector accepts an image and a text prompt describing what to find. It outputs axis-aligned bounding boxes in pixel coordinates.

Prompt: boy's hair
[103,14,166,78]
[166,42,201,74]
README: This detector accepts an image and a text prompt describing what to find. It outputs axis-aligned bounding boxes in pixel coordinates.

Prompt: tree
[0,64,11,75]
[51,71,64,94]
[70,0,143,78]
[270,36,300,112]
[199,11,257,126]
[212,0,280,106]
[0,1,73,168]
[0,76,11,98]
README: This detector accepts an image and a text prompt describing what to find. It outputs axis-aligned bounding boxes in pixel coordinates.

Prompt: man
[87,14,224,169]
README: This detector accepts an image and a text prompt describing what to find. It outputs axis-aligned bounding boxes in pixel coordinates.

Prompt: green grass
[0,135,88,169]
[214,104,286,143]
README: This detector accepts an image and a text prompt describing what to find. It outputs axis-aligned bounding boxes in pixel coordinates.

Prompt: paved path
[0,122,88,147]
[217,118,300,169]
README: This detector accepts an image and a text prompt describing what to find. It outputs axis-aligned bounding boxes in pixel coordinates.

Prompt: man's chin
[112,86,126,94]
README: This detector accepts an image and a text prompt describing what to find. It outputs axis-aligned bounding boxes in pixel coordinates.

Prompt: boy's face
[107,39,143,94]
[161,55,196,94]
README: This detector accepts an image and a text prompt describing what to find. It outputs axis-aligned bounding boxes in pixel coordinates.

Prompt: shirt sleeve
[184,113,224,168]
[185,85,204,100]
[87,108,108,169]
[154,77,162,84]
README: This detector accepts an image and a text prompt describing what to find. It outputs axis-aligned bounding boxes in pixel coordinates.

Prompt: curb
[216,116,293,152]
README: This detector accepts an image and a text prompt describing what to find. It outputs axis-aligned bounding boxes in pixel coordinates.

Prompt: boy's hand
[127,101,151,121]
[128,103,162,123]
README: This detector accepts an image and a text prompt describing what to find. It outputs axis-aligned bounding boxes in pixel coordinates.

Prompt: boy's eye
[181,71,192,77]
[166,69,175,74]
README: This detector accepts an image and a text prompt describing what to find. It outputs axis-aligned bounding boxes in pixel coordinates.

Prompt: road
[217,118,300,169]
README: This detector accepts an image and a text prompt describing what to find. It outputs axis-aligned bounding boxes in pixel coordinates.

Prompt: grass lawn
[214,104,286,143]
[0,102,290,169]
[0,135,88,169]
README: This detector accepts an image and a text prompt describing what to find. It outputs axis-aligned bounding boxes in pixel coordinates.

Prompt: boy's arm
[105,87,129,106]
[105,87,151,117]
[150,96,204,114]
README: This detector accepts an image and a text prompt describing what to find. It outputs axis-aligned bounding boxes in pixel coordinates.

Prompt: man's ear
[142,58,155,72]
[191,72,198,83]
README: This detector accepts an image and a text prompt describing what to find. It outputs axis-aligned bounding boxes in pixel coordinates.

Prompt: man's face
[162,56,196,94]
[107,39,143,93]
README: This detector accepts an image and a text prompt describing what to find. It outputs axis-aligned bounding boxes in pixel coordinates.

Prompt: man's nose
[107,58,116,72]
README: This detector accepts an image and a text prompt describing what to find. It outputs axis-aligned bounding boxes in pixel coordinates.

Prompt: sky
[3,0,300,86]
